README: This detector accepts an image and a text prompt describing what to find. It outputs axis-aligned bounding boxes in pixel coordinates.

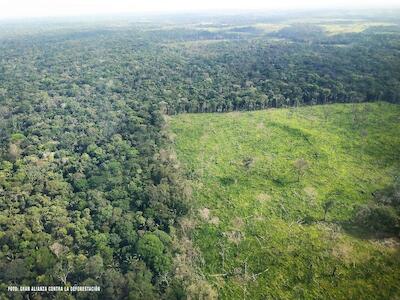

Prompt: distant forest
[0,13,399,299]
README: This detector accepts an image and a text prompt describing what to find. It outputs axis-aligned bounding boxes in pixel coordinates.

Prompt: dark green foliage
[354,204,399,234]
[0,21,192,300]
[354,180,400,235]
[137,233,173,274]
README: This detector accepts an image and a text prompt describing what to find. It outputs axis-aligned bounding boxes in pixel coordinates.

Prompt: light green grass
[319,22,396,35]
[170,102,400,299]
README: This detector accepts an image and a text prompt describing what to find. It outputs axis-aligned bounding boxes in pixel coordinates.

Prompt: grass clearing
[319,22,396,35]
[170,102,400,299]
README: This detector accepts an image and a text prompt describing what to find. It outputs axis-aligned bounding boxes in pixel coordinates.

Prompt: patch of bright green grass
[170,102,400,299]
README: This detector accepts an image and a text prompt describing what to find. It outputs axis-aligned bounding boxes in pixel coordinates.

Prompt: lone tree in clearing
[294,158,309,182]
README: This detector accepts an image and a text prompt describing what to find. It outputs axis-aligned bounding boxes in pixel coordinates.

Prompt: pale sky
[0,0,399,20]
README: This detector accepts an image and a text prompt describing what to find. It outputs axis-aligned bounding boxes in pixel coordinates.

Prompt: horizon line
[1,5,400,22]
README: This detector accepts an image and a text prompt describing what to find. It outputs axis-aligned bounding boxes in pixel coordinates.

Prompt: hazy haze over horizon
[1,0,400,20]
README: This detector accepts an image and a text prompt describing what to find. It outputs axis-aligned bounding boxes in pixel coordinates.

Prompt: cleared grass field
[319,22,396,35]
[170,102,400,299]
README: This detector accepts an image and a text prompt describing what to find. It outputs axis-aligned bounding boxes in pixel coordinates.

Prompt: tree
[294,158,309,182]
[2,259,28,282]
[8,143,20,161]
[125,259,157,300]
[84,255,104,279]
[137,233,173,274]
[54,259,72,285]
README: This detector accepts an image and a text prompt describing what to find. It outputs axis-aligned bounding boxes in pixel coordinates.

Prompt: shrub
[354,204,399,234]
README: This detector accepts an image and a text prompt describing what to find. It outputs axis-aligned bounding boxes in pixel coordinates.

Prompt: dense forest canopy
[0,10,399,299]
[1,12,400,117]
